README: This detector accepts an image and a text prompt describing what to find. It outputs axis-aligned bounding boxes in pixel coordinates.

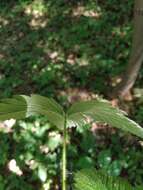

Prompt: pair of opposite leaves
[0,94,143,139]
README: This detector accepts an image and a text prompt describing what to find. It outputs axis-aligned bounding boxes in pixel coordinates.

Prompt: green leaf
[26,94,65,128]
[135,186,143,190]
[108,160,122,176]
[67,99,143,139]
[98,150,112,169]
[74,169,133,190]
[0,94,65,129]
[38,165,47,182]
[47,133,62,151]
[0,95,27,120]
[77,156,94,169]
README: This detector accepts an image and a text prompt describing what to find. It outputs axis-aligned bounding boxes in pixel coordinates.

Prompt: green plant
[74,168,143,190]
[0,94,143,189]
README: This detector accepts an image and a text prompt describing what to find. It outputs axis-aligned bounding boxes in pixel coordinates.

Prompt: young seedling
[0,94,143,190]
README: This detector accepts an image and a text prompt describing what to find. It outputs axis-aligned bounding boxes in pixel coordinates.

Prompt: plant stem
[62,114,67,190]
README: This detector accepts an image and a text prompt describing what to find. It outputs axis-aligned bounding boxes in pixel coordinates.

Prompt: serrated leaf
[74,169,133,190]
[67,99,143,139]
[0,94,65,129]
[25,94,65,128]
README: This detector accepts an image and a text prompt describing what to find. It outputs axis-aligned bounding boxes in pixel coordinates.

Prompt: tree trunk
[113,0,143,98]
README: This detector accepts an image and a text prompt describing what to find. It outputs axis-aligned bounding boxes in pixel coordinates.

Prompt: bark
[113,0,143,98]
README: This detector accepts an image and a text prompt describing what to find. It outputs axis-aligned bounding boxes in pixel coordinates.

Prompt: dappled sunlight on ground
[72,5,102,18]
[0,0,134,98]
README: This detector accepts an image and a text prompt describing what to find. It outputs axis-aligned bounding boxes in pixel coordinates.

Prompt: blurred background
[0,0,143,189]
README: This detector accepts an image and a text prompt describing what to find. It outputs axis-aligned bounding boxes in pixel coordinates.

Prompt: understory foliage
[0,94,143,189]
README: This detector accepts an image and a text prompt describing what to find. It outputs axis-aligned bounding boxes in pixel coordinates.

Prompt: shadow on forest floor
[0,0,133,101]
